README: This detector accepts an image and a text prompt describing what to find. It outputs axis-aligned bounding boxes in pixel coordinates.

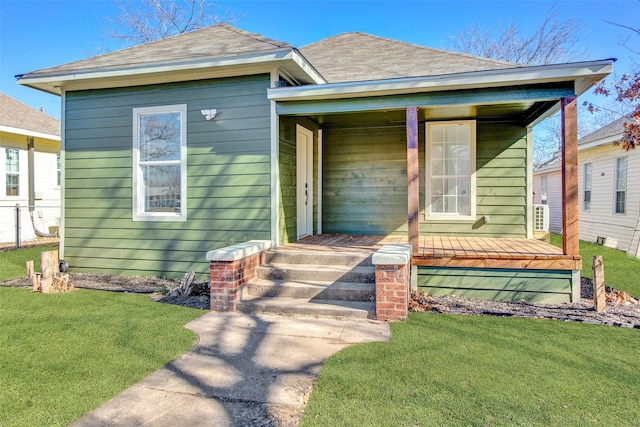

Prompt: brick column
[206,240,272,312]
[372,244,412,322]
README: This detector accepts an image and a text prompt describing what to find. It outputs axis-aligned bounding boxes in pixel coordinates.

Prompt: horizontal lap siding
[579,145,640,256]
[322,122,528,237]
[278,117,320,244]
[323,126,408,235]
[417,267,573,303]
[63,75,272,279]
[279,117,297,244]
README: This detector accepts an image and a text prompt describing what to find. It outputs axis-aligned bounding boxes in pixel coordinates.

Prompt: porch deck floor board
[284,235,577,270]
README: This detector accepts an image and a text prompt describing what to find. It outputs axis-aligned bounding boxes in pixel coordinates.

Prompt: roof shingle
[0,93,60,137]
[299,32,516,83]
[21,24,292,77]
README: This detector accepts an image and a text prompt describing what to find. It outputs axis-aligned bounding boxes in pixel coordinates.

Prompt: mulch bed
[2,273,639,326]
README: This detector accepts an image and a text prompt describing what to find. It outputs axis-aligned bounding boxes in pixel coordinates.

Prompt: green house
[17,24,612,306]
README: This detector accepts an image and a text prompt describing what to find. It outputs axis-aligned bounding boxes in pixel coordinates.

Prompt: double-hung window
[5,148,19,196]
[615,156,627,214]
[583,163,592,211]
[132,105,187,221]
[426,121,476,220]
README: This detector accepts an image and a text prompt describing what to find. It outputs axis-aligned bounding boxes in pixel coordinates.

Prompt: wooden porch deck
[291,234,581,270]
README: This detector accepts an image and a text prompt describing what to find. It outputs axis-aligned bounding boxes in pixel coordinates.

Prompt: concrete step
[246,278,375,301]
[264,250,373,267]
[256,263,375,283]
[237,294,376,320]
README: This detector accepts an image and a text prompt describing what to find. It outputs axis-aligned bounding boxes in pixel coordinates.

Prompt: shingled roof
[23,24,293,77]
[0,93,60,138]
[578,116,626,146]
[299,32,516,83]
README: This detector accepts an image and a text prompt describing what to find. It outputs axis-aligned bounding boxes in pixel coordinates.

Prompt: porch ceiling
[303,100,555,128]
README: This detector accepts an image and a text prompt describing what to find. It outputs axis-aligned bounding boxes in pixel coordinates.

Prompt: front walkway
[72,312,389,427]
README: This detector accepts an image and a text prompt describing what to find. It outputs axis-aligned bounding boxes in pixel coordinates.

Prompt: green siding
[323,126,408,235]
[321,121,529,237]
[417,267,574,303]
[63,75,272,279]
[279,117,297,244]
[278,117,320,245]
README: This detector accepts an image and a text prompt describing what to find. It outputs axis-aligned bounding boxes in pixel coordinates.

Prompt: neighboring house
[577,117,640,257]
[533,117,640,258]
[17,24,612,303]
[0,93,61,244]
[533,157,562,234]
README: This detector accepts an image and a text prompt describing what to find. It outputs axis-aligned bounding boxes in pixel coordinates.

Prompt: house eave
[267,59,614,102]
[17,49,326,95]
[0,124,60,142]
[578,133,624,151]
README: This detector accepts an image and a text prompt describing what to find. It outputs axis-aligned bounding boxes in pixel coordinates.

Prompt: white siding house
[533,158,562,234]
[0,93,61,244]
[535,117,640,257]
[577,117,640,258]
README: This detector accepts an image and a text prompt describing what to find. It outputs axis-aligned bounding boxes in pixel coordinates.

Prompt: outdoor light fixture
[201,109,217,120]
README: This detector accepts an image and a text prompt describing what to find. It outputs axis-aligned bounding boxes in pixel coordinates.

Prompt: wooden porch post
[561,97,579,257]
[406,107,419,255]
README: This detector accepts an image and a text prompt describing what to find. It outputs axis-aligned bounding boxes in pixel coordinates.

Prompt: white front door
[296,125,313,239]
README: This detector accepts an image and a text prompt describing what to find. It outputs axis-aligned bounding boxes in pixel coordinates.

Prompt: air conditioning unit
[533,204,549,232]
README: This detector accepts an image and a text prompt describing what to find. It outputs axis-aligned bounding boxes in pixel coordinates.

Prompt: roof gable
[23,24,293,78]
[299,32,515,83]
[0,93,60,138]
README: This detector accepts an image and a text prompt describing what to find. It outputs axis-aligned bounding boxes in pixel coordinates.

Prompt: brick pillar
[372,244,412,322]
[206,240,271,312]
[375,264,410,321]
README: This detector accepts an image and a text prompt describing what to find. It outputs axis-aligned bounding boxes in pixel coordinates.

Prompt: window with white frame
[132,105,187,221]
[583,163,592,211]
[5,148,19,196]
[425,120,476,219]
[615,156,627,214]
[540,175,548,205]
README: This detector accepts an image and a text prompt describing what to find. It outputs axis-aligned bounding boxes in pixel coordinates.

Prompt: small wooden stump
[592,255,606,313]
[27,250,74,293]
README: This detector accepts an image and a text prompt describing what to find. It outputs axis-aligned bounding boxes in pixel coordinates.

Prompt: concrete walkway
[72,312,390,426]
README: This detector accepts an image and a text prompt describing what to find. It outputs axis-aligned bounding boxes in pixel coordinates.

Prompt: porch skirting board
[417,267,578,304]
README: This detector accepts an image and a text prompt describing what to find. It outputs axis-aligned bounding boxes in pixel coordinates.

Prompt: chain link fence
[0,204,61,250]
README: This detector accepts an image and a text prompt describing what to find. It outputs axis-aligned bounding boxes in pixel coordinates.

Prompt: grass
[0,287,203,426]
[302,312,640,427]
[550,233,640,297]
[0,244,59,281]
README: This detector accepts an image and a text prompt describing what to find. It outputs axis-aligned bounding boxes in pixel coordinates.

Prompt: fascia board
[268,60,614,101]
[291,49,326,84]
[18,49,321,94]
[578,133,624,151]
[0,125,60,141]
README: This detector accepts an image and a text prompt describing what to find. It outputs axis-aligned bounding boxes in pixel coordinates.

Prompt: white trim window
[5,148,19,196]
[614,156,627,214]
[583,163,592,211]
[425,120,476,220]
[132,105,187,221]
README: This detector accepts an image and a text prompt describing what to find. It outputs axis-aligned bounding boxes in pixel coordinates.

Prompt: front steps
[237,248,377,319]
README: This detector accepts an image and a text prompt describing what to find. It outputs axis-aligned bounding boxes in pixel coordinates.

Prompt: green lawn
[302,313,640,427]
[550,233,640,297]
[0,287,203,426]
[0,244,58,281]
